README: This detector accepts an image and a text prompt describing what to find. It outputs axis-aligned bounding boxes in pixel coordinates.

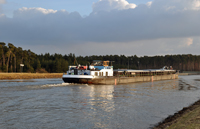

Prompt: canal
[0,75,200,128]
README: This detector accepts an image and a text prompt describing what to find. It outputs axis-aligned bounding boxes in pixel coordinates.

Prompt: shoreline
[153,99,200,129]
[179,71,200,76]
[0,73,63,80]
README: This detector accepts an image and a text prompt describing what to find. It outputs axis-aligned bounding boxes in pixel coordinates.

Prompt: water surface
[1,76,200,129]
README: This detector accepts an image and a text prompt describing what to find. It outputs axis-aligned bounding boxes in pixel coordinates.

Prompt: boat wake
[41,83,70,87]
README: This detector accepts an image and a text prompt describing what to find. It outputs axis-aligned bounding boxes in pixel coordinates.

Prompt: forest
[1,42,200,73]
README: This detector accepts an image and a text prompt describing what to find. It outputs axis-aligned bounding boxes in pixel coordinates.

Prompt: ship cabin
[89,60,113,77]
[67,60,113,77]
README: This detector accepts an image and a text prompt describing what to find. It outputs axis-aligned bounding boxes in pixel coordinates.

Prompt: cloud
[1,0,200,56]
[18,7,58,15]
[146,1,152,7]
[92,0,137,12]
[179,38,194,47]
[0,0,6,13]
[191,0,200,10]
[186,38,193,46]
[150,0,200,11]
[0,0,6,4]
[25,37,200,56]
[0,13,4,17]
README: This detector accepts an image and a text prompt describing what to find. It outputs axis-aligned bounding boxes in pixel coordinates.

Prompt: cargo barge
[62,60,178,85]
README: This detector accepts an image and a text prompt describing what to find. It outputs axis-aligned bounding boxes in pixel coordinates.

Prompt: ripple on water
[1,76,200,128]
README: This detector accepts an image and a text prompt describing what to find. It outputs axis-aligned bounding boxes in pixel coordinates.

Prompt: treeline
[0,42,36,73]
[0,42,69,73]
[75,54,200,71]
[1,42,200,73]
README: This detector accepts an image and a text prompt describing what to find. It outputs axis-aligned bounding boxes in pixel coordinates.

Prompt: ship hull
[62,78,94,84]
[62,75,95,84]
[62,74,179,85]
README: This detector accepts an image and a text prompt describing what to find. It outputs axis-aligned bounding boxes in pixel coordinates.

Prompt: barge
[62,60,178,85]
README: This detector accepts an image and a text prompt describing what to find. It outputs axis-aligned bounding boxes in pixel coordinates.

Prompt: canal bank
[179,71,200,76]
[0,73,63,79]
[153,99,200,129]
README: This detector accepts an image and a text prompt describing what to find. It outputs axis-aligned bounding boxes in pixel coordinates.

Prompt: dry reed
[0,73,63,80]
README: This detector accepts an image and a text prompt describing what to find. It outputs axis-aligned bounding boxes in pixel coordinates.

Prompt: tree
[5,43,15,72]
[0,42,6,72]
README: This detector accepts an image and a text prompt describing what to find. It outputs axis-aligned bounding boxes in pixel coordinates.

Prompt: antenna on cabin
[74,57,79,66]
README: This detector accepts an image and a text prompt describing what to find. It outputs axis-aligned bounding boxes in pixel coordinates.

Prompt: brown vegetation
[36,68,48,73]
[0,73,63,80]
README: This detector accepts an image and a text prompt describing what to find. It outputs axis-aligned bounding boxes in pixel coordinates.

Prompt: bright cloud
[186,38,193,46]
[151,0,200,11]
[18,7,58,15]
[146,1,152,7]
[192,0,200,10]
[92,0,137,12]
[176,37,195,49]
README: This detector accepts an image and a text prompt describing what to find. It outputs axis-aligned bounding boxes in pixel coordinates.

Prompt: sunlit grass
[167,106,200,129]
[0,73,63,79]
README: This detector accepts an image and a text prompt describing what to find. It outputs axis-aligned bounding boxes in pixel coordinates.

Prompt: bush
[36,68,48,73]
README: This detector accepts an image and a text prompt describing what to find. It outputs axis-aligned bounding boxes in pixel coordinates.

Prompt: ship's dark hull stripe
[62,78,93,84]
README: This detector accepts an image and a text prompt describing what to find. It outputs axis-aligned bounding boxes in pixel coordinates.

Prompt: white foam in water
[41,83,70,87]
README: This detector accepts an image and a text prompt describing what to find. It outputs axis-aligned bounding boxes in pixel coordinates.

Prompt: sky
[0,0,200,56]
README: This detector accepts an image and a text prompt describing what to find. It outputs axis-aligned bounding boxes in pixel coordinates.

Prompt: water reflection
[90,85,115,113]
[1,76,200,128]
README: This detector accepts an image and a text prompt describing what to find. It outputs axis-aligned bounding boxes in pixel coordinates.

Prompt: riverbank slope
[154,99,200,129]
[0,73,63,79]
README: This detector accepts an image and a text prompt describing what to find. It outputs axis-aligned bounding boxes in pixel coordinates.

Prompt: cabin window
[106,72,108,76]
[95,72,98,76]
[99,72,102,76]
[74,69,78,75]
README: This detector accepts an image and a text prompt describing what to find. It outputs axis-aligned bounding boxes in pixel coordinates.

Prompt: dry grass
[154,100,200,129]
[166,106,200,129]
[0,73,63,80]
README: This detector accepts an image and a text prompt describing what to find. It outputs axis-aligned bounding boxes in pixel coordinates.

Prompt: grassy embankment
[156,72,200,128]
[154,99,200,129]
[0,73,63,80]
